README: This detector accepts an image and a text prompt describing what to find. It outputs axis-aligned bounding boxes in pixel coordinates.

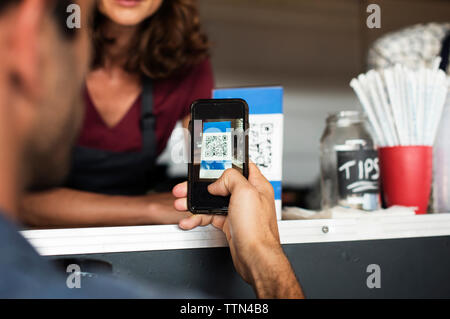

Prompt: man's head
[0,0,93,192]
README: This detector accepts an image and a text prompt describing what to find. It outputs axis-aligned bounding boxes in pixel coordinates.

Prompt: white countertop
[21,213,450,256]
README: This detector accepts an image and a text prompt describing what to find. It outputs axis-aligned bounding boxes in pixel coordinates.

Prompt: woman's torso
[64,59,214,195]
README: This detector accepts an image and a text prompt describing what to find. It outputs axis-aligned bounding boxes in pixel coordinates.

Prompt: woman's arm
[20,188,192,228]
[182,114,190,129]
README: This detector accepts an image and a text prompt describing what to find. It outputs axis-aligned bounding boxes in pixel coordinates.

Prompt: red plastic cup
[378,146,432,214]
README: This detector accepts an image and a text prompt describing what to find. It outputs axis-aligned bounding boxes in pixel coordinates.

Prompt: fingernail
[179,222,188,230]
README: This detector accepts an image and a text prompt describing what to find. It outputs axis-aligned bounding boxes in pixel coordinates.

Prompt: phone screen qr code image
[203,133,231,161]
[199,121,233,179]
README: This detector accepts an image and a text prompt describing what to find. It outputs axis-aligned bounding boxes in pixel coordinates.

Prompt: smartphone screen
[189,99,249,214]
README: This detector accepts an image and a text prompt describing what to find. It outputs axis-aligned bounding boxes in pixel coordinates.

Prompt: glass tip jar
[320,111,381,211]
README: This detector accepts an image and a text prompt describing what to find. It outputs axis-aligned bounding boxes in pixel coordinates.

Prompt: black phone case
[188,99,249,214]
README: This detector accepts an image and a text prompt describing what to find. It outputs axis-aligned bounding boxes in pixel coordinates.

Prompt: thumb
[207,168,249,197]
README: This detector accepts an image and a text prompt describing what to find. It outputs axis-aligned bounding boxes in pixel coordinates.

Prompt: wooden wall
[161,0,450,186]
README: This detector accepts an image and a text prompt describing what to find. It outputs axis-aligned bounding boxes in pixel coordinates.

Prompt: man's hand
[172,163,304,298]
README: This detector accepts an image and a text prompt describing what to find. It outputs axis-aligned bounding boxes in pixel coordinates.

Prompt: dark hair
[0,0,18,13]
[0,0,77,40]
[91,0,210,79]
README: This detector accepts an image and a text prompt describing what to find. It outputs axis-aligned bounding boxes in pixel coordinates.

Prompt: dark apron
[64,77,158,195]
[439,30,450,71]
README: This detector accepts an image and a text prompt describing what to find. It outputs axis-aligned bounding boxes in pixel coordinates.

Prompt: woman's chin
[107,13,149,26]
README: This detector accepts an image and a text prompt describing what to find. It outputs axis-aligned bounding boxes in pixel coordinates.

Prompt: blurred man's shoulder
[0,214,210,299]
[0,214,138,298]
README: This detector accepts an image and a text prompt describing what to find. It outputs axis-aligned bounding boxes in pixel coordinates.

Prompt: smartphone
[188,99,249,214]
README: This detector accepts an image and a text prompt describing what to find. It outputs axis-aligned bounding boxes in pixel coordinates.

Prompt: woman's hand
[21,189,192,228]
[143,192,192,225]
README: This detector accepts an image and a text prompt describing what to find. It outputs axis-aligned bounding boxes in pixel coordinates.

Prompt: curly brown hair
[91,0,210,79]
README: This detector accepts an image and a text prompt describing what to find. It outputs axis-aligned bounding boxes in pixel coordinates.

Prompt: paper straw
[357,73,389,145]
[350,64,448,148]
[350,78,385,146]
[384,69,406,145]
[366,70,394,146]
[374,71,399,145]
[408,69,420,144]
[398,65,412,145]
[423,69,434,145]
[416,69,424,144]
[401,66,413,144]
[432,57,442,71]
[408,68,417,144]
[394,65,409,144]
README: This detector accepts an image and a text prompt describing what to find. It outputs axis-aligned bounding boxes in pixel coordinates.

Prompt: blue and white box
[213,87,284,220]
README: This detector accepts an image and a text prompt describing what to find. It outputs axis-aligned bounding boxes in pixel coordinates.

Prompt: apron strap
[439,31,450,72]
[140,76,156,150]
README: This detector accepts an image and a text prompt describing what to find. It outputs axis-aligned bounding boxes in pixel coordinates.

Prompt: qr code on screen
[201,132,232,161]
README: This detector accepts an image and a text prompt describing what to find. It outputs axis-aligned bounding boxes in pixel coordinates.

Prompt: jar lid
[326,110,366,126]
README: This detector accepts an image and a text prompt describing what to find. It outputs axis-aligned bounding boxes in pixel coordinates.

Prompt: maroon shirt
[78,59,214,155]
